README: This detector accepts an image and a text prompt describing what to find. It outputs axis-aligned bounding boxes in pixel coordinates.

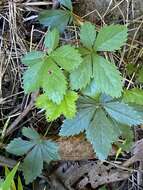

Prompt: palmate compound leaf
[36,91,78,121]
[80,22,96,49]
[44,28,60,53]
[23,56,67,104]
[94,24,128,51]
[60,95,143,160]
[92,55,123,98]
[123,88,143,105]
[70,52,123,97]
[6,127,60,184]
[50,45,83,72]
[39,9,72,32]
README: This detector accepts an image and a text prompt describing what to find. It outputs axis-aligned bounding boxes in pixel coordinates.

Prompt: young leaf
[70,55,92,90]
[36,91,78,121]
[6,127,60,184]
[59,0,73,10]
[123,88,143,105]
[21,51,46,66]
[80,22,96,49]
[44,28,59,53]
[104,101,143,126]
[94,25,128,51]
[86,109,120,160]
[39,10,72,32]
[92,55,123,98]
[23,57,67,104]
[51,45,82,72]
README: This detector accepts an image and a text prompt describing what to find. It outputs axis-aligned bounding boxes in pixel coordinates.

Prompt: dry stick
[0,155,18,169]
[5,91,39,137]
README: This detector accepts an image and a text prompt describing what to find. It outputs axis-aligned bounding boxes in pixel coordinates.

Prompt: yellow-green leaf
[36,91,78,121]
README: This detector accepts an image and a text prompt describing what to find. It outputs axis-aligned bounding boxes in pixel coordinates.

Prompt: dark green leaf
[126,63,136,76]
[22,127,40,140]
[117,125,133,151]
[60,107,95,136]
[39,10,72,32]
[123,88,143,105]
[60,95,142,160]
[23,60,44,92]
[137,67,143,83]
[41,140,60,162]
[60,97,96,136]
[78,47,91,56]
[22,146,43,184]
[6,128,60,184]
[86,109,120,160]
[6,138,35,156]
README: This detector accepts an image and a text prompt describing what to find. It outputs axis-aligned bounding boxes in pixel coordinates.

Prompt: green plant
[6,127,59,184]
[39,0,82,32]
[22,28,82,104]
[60,95,142,159]
[5,0,143,184]
[0,163,20,190]
[70,22,127,97]
[4,167,23,190]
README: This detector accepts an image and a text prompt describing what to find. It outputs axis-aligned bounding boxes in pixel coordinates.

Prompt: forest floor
[0,0,143,189]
